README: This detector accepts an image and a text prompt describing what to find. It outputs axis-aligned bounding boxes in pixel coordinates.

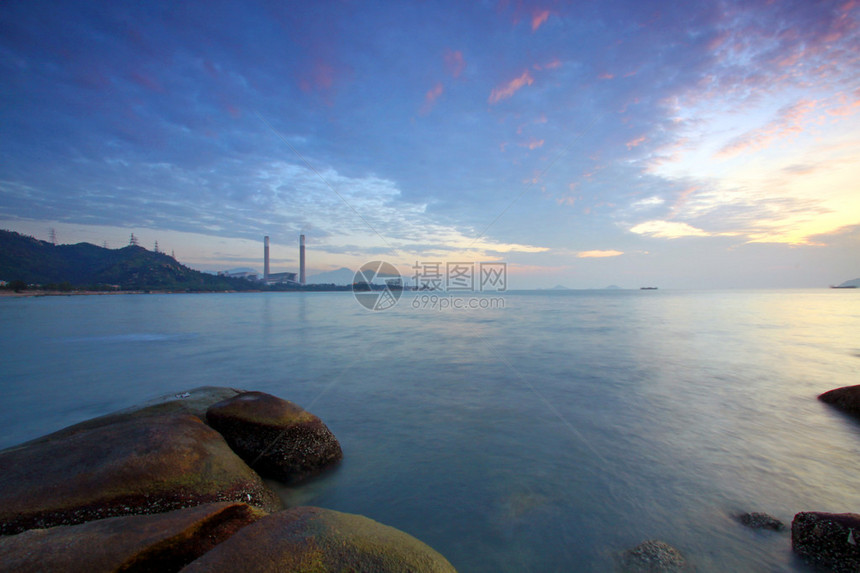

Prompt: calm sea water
[2,289,859,571]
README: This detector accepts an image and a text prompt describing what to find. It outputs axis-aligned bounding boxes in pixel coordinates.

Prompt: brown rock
[0,414,281,535]
[206,392,342,483]
[792,511,860,572]
[181,506,457,572]
[619,540,690,572]
[0,502,265,573]
[736,512,785,531]
[819,385,860,419]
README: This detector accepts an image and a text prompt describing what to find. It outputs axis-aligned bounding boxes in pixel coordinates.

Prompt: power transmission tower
[154,240,159,253]
[129,233,139,246]
[49,228,57,245]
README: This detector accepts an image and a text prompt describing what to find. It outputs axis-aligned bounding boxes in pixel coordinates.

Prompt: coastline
[0,284,365,297]
[0,290,154,297]
[0,290,265,298]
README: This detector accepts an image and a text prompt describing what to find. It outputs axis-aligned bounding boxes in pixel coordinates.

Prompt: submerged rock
[792,511,860,572]
[736,512,785,531]
[619,540,689,572]
[0,413,281,535]
[819,385,860,419]
[206,391,343,483]
[0,502,265,573]
[180,506,457,572]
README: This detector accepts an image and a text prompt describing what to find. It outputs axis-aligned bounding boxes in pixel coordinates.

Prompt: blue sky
[1,0,858,288]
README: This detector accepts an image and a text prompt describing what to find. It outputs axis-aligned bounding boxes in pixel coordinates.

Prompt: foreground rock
[792,511,860,572]
[819,385,860,419]
[181,506,457,572]
[207,392,343,483]
[736,512,785,531]
[618,540,690,572]
[0,502,264,573]
[0,414,281,535]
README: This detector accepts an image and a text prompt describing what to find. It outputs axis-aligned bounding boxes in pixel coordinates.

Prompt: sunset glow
[0,1,857,288]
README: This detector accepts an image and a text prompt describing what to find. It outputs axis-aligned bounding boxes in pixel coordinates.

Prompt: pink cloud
[488,70,534,104]
[420,83,444,115]
[532,9,550,31]
[626,135,646,149]
[717,100,817,158]
[519,138,544,150]
[444,49,465,78]
[827,90,860,117]
[533,59,562,71]
[599,72,614,80]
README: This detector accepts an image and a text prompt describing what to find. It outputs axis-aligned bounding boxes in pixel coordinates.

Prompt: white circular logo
[352,261,403,311]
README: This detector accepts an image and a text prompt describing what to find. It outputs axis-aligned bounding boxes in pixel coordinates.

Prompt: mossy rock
[0,502,265,573]
[181,506,457,572]
[0,414,281,535]
[206,392,343,484]
[618,540,690,572]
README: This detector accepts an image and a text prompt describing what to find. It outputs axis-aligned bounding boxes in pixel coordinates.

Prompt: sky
[1,0,858,289]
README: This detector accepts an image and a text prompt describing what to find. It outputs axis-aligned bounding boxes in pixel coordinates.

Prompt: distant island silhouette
[832,278,860,288]
[0,230,352,293]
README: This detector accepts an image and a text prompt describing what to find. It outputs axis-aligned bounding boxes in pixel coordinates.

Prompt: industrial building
[261,235,305,285]
[217,270,258,280]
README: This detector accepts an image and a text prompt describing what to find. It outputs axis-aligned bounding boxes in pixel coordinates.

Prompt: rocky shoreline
[2,384,859,571]
[617,384,860,572]
[0,387,457,572]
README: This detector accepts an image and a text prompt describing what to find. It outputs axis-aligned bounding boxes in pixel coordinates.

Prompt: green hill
[0,230,256,292]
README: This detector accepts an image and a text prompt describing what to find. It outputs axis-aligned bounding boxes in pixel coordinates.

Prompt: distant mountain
[551,285,571,290]
[0,230,257,291]
[604,285,622,290]
[835,278,860,288]
[306,267,355,285]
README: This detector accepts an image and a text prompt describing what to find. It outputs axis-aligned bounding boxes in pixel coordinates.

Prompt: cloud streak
[488,70,534,104]
[717,100,817,158]
[532,10,550,31]
[577,250,623,258]
[420,83,444,115]
[630,221,711,239]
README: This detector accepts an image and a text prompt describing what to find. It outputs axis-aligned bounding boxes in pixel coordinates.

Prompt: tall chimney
[299,234,306,285]
[264,236,270,282]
